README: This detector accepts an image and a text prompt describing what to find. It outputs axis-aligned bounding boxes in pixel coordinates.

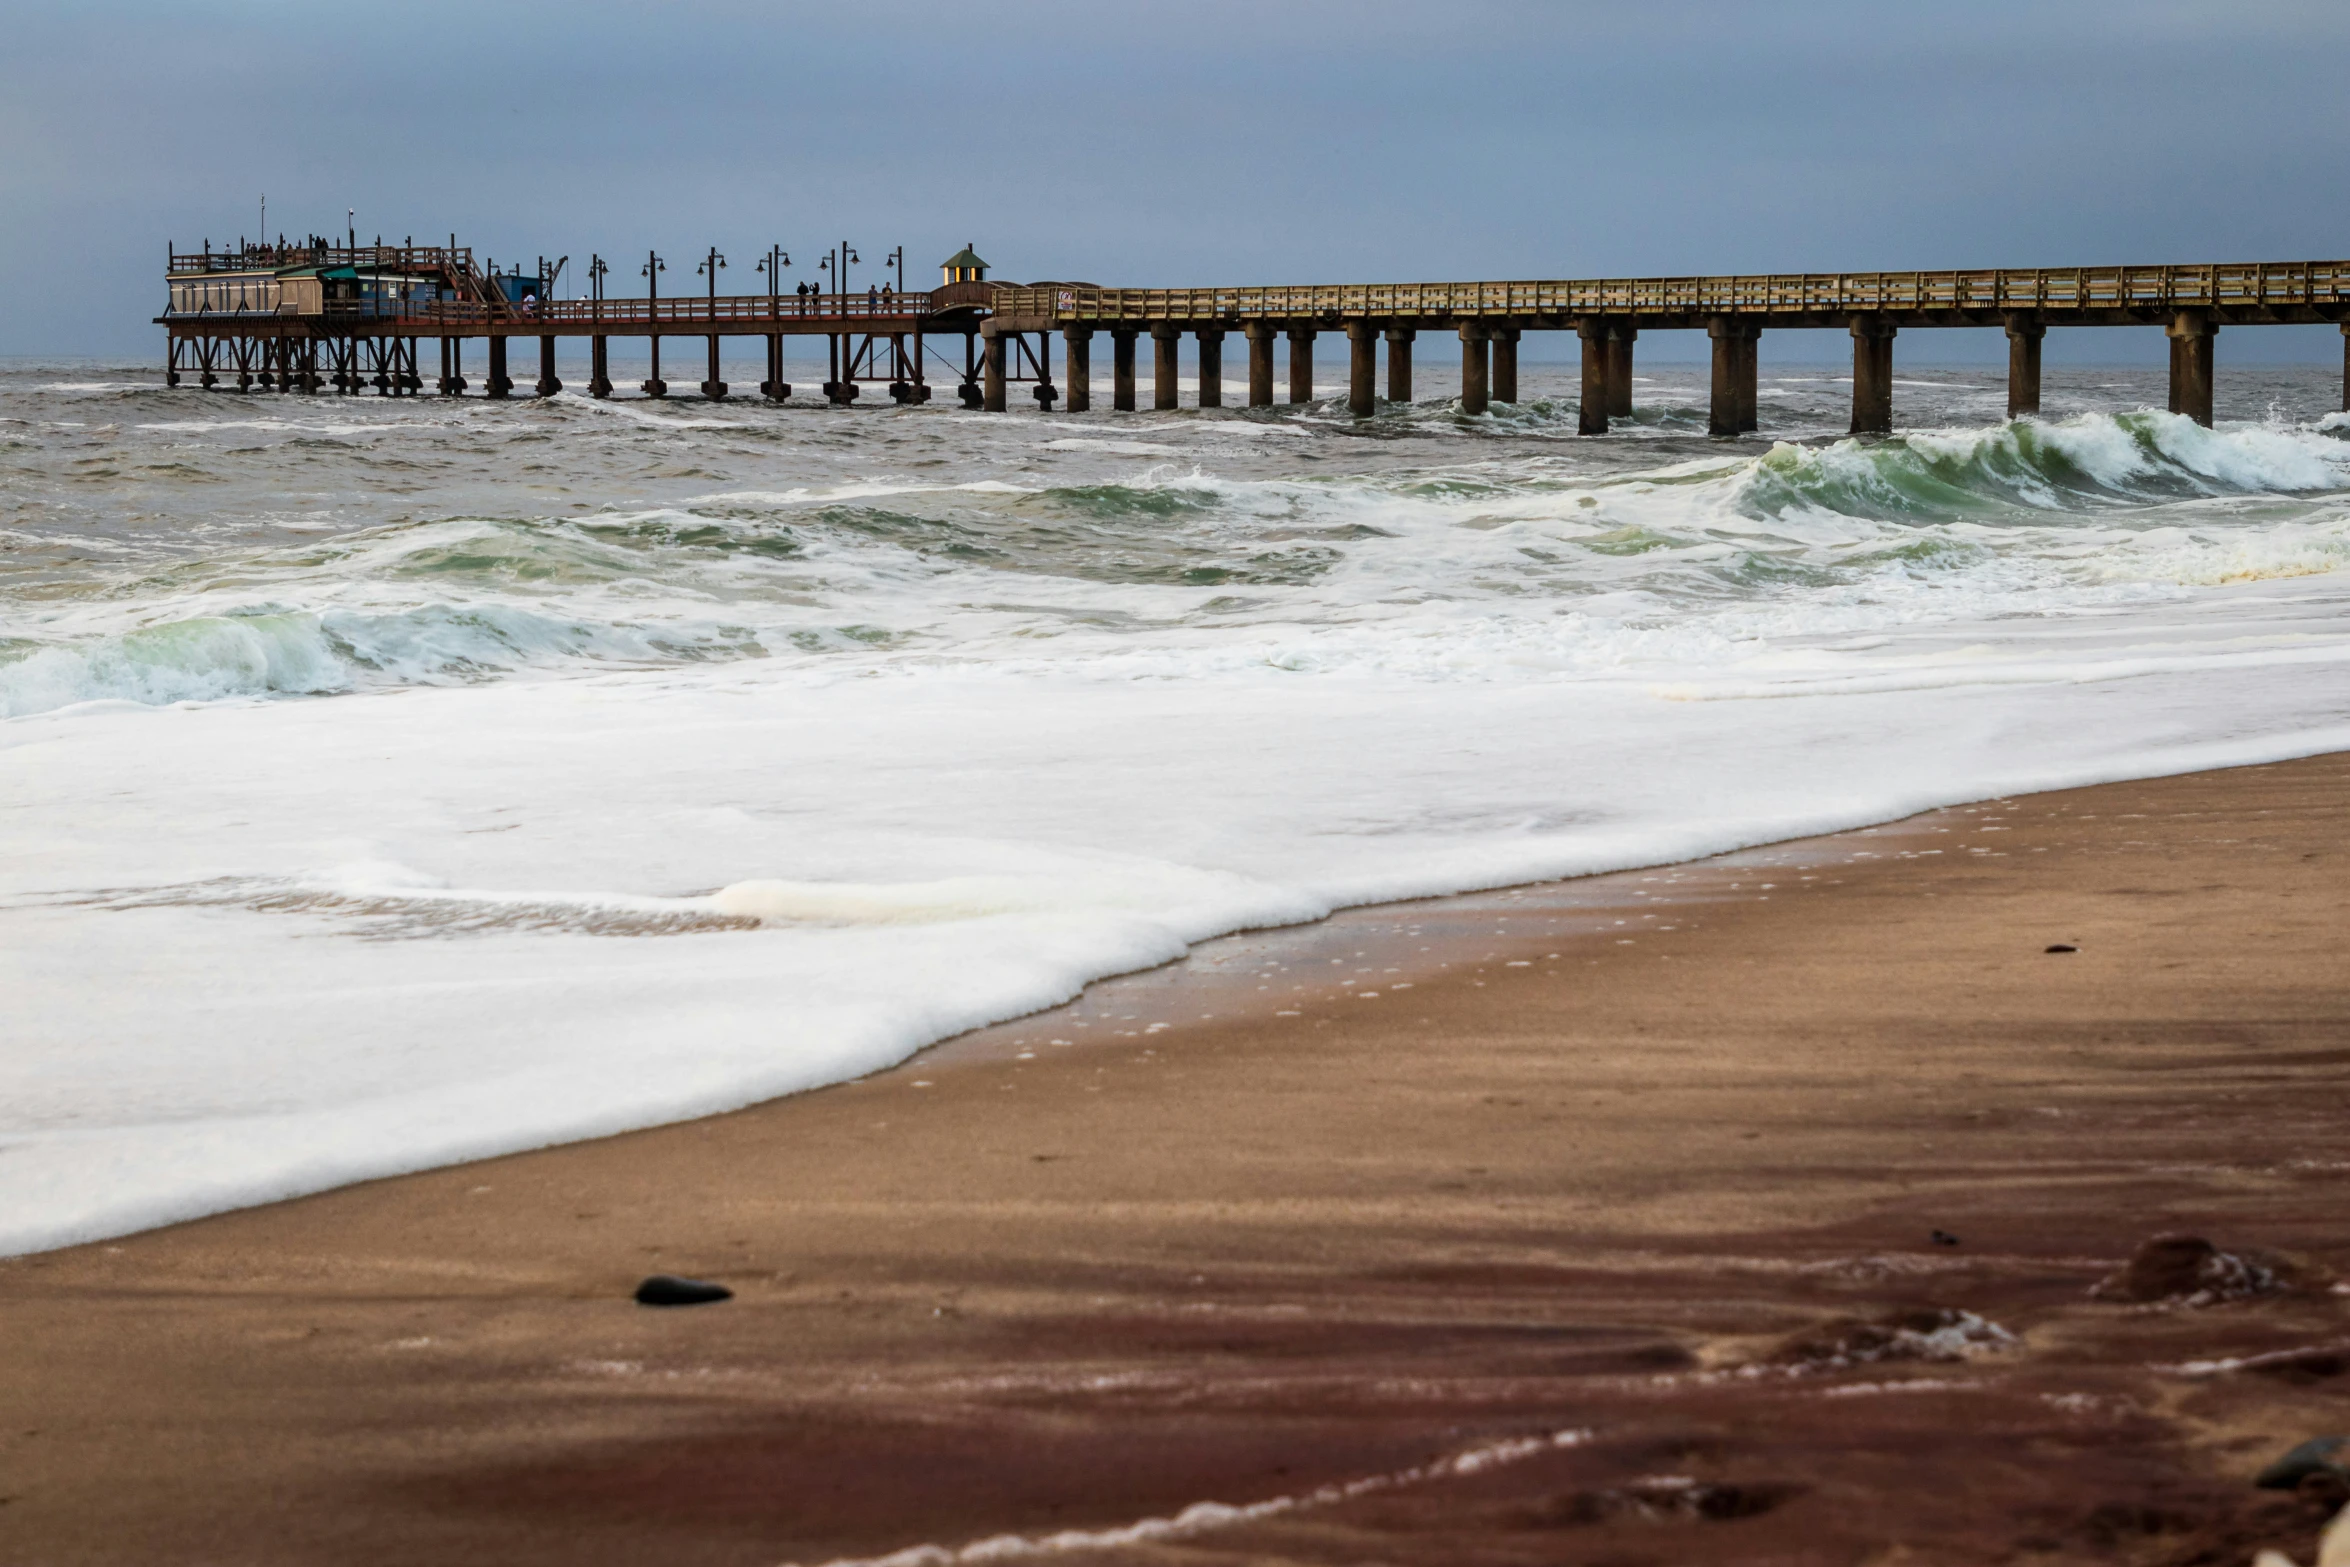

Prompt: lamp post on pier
[587,255,612,398]
[641,250,667,397]
[756,244,793,402]
[697,246,727,399]
[818,242,860,406]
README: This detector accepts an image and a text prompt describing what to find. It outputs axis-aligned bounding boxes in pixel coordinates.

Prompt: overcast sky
[6,0,2347,362]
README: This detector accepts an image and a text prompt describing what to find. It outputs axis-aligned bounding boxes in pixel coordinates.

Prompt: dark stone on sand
[2090,1234,2282,1306]
[2045,943,2077,953]
[2256,1436,2349,1491]
[1931,1229,1960,1247]
[634,1274,733,1307]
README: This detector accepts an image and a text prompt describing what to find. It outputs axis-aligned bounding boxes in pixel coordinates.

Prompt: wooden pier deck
[159,245,2350,434]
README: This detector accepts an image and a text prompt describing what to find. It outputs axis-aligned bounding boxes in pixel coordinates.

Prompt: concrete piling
[1346,322,1377,416]
[1064,328,1092,413]
[982,329,1007,412]
[1112,329,1137,412]
[1153,325,1181,411]
[1384,327,1414,404]
[590,337,612,398]
[1707,317,1755,437]
[1458,323,1489,416]
[1577,319,1609,434]
[486,336,511,400]
[1605,326,1636,417]
[2167,310,2216,426]
[1246,323,1276,408]
[2005,315,2044,419]
[1849,318,1895,435]
[1491,328,1518,406]
[1287,328,1315,404]
[1197,330,1224,408]
[700,335,725,400]
[537,336,561,397]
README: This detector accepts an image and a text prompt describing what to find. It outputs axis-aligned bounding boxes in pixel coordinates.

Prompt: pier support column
[1577,319,1609,434]
[2341,323,2350,413]
[2167,310,2216,427]
[1346,322,1377,416]
[1491,328,1519,406]
[1196,330,1224,408]
[1245,323,1277,408]
[759,334,787,402]
[643,335,667,398]
[1707,316,1756,437]
[1064,327,1092,413]
[701,335,726,400]
[983,329,1007,412]
[1736,329,1759,432]
[1384,327,1414,404]
[2004,314,2044,419]
[1111,329,1137,411]
[486,336,511,400]
[1849,318,1895,435]
[537,336,561,397]
[1605,325,1636,417]
[590,337,611,399]
[1458,322,1489,415]
[1286,328,1316,403]
[1153,325,1182,411]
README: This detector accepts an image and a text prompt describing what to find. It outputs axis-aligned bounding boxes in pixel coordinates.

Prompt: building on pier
[939,245,988,286]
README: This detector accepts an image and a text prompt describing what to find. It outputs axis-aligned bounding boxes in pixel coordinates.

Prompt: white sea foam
[5,371,2350,1254]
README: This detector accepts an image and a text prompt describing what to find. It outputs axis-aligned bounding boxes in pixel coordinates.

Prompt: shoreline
[4,754,2348,1564]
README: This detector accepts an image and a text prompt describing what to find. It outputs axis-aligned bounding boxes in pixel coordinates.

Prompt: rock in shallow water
[634,1274,733,1307]
[2091,1234,2283,1307]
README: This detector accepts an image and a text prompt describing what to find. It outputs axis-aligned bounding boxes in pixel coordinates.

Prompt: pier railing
[991,261,2350,324]
[335,291,945,328]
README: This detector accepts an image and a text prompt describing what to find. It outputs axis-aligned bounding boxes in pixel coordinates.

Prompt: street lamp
[886,246,904,295]
[754,244,791,304]
[642,250,667,397]
[697,247,728,400]
[587,254,612,398]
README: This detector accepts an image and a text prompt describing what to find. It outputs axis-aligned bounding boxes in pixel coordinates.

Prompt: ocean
[5,357,2348,1255]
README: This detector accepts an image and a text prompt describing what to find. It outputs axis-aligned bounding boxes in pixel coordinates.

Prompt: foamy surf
[4,360,2348,1255]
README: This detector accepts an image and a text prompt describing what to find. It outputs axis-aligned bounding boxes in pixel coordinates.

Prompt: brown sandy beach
[4,755,2348,1565]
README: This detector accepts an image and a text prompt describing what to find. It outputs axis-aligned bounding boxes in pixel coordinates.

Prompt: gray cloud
[8,0,2346,362]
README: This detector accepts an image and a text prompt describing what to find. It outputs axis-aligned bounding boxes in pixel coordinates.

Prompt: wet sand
[5,755,2349,1566]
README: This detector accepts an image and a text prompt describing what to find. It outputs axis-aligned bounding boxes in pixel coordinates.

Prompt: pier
[160,244,2350,431]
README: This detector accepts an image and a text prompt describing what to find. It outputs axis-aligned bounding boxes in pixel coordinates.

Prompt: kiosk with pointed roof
[940,245,988,286]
